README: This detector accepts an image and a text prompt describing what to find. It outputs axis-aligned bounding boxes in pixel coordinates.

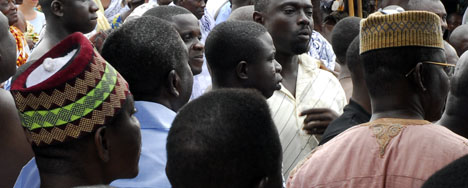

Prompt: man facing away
[12,32,141,188]
[102,16,193,188]
[287,11,468,188]
[166,89,283,188]
[253,0,347,177]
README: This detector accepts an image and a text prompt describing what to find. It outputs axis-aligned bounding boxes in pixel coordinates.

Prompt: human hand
[299,108,339,135]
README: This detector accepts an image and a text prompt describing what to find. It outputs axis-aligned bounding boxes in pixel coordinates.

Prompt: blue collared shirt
[13,101,175,188]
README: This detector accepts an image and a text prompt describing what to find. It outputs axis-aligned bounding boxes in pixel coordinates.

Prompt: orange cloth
[9,26,29,67]
[287,118,468,188]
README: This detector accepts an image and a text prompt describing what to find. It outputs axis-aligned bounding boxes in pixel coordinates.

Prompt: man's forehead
[267,0,312,10]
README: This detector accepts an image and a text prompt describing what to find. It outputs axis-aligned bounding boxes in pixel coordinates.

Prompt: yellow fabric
[360,11,444,54]
[93,0,111,31]
[267,54,347,178]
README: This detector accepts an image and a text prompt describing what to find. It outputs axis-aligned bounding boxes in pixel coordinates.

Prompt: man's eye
[283,8,295,14]
[182,34,192,42]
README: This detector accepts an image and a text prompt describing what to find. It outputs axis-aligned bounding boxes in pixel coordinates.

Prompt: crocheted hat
[10,32,130,147]
[360,11,444,54]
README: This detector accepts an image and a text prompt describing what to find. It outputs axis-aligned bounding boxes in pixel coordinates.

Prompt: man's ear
[95,126,110,162]
[413,62,427,92]
[167,70,180,97]
[253,11,265,25]
[236,61,249,80]
[51,0,64,17]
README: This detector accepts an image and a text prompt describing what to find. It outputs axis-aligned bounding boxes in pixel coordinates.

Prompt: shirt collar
[134,101,176,130]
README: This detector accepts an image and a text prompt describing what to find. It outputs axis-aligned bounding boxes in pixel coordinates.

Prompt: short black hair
[101,17,187,100]
[142,6,192,21]
[422,154,468,188]
[39,0,53,13]
[166,89,282,188]
[361,47,445,97]
[205,21,268,84]
[330,17,361,65]
[346,37,364,81]
[254,0,269,12]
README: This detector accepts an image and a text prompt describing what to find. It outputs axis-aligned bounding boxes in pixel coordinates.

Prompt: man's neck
[370,91,425,121]
[40,172,105,188]
[29,24,73,62]
[350,79,371,114]
[275,51,299,96]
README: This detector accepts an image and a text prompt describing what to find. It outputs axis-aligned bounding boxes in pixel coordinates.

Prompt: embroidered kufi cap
[360,11,444,54]
[10,32,130,146]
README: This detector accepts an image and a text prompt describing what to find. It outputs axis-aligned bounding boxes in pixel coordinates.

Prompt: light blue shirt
[215,2,231,25]
[13,101,175,188]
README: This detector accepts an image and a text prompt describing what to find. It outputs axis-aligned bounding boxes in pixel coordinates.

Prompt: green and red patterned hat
[10,32,130,147]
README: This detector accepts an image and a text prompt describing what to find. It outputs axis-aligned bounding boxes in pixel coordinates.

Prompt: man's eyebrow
[277,1,313,8]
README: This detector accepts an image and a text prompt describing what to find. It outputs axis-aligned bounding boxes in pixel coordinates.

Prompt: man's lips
[297,29,311,40]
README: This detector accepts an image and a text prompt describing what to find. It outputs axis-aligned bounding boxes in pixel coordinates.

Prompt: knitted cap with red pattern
[10,32,130,146]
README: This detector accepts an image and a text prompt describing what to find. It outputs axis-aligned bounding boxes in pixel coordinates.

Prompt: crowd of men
[1,0,468,187]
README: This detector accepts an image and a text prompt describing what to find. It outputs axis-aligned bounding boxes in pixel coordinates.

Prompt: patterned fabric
[104,0,129,24]
[287,118,468,188]
[111,13,123,29]
[267,54,347,178]
[308,31,336,70]
[10,33,130,146]
[10,26,30,67]
[25,22,39,44]
[360,11,443,54]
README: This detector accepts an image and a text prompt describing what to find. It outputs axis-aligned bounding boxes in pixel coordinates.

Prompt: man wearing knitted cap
[287,11,468,188]
[12,32,141,188]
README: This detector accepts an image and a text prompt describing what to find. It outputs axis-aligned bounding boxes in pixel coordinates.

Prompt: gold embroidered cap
[360,11,444,54]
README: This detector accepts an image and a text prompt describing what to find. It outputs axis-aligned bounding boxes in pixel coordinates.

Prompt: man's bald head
[445,41,459,66]
[444,52,468,116]
[228,5,254,21]
[449,25,468,56]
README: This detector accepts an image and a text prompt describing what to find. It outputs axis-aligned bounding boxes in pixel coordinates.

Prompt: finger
[303,113,335,124]
[299,108,333,116]
[304,126,327,135]
[303,121,330,132]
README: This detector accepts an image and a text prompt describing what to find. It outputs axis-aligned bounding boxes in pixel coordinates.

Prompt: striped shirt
[268,54,347,178]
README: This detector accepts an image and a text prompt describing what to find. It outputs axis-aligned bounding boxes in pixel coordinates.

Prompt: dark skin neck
[349,77,371,114]
[370,83,425,121]
[40,173,104,188]
[275,51,299,97]
[28,19,74,62]
[438,96,468,138]
[339,65,352,101]
[211,73,243,91]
